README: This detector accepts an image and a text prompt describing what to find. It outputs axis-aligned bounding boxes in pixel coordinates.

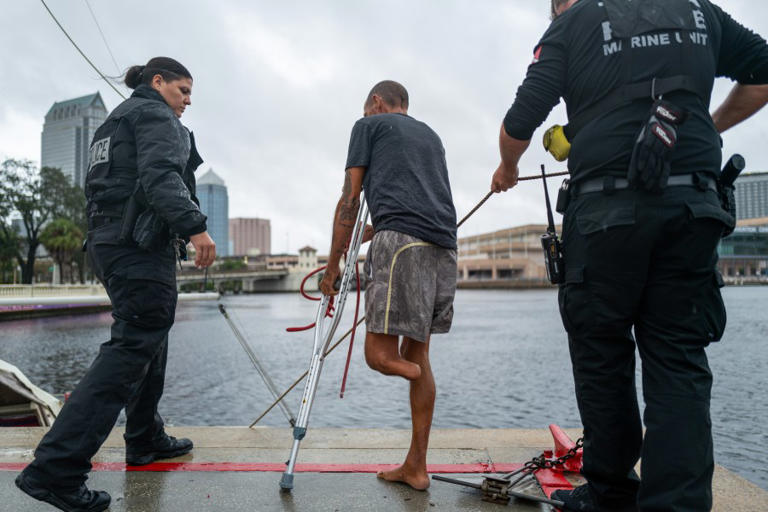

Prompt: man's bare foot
[377,465,430,491]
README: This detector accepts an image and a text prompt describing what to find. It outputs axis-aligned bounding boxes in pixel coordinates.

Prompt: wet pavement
[1,427,766,511]
[2,472,552,512]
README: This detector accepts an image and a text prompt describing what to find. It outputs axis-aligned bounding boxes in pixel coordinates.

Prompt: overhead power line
[83,0,121,74]
[39,0,126,100]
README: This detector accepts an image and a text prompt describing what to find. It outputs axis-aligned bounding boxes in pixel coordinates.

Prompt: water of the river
[1,288,766,490]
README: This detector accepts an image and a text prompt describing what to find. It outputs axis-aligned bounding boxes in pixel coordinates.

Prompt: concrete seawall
[0,292,219,321]
[1,427,765,511]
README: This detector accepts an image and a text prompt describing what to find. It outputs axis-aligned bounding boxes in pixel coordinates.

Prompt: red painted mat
[0,462,523,473]
[536,468,573,499]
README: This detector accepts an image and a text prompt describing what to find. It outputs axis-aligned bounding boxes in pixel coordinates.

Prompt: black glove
[628,99,688,193]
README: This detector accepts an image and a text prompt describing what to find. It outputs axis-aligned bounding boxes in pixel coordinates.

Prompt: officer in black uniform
[491,1,768,511]
[15,57,217,512]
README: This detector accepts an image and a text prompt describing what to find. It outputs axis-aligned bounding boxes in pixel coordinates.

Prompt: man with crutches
[319,80,458,490]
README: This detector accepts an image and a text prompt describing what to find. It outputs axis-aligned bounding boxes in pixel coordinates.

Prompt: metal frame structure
[218,304,296,426]
[280,195,369,490]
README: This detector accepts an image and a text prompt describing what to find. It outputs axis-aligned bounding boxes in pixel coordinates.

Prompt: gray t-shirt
[345,113,457,249]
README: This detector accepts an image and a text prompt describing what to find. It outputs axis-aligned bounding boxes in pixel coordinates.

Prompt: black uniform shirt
[346,113,457,249]
[504,0,768,182]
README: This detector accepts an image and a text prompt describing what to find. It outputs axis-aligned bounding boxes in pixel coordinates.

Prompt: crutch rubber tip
[279,473,294,490]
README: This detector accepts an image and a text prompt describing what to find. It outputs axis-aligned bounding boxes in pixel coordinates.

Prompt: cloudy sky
[1,0,767,253]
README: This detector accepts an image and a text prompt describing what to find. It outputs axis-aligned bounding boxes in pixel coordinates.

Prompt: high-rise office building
[735,172,768,220]
[229,218,271,256]
[197,168,229,257]
[41,92,108,188]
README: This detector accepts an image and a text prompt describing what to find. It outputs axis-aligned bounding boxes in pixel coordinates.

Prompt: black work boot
[126,433,193,465]
[15,471,111,512]
[552,484,638,512]
[553,484,599,512]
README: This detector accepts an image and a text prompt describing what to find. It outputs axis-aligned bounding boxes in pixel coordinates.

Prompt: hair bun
[124,65,146,89]
[123,58,192,90]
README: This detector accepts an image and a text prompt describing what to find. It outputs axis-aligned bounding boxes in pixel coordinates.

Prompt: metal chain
[524,437,584,472]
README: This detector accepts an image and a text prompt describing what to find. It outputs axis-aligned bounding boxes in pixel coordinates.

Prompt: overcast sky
[2,1,767,253]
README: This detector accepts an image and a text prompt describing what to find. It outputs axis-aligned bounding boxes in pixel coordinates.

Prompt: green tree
[40,219,83,284]
[220,259,247,271]
[0,160,79,284]
[59,179,88,283]
[0,224,19,283]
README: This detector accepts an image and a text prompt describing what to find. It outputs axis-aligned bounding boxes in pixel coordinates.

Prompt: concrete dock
[1,427,766,511]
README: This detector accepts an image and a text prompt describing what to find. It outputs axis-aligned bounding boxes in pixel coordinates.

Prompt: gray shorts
[364,230,457,342]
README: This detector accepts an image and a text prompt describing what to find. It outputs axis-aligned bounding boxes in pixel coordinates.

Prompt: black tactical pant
[559,185,730,512]
[25,224,178,489]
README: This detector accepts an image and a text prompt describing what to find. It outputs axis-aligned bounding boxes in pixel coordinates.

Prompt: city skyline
[3,1,767,253]
[27,89,768,261]
[26,91,768,261]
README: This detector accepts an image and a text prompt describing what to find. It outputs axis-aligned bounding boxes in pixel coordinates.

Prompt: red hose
[299,265,326,301]
[286,265,335,332]
[339,262,361,398]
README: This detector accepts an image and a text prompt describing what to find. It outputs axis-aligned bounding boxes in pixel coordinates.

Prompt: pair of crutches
[280,194,370,490]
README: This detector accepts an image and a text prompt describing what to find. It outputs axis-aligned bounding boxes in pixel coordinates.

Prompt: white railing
[0,285,219,307]
[0,285,106,298]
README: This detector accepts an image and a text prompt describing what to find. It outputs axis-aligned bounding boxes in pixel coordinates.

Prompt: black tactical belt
[573,174,717,196]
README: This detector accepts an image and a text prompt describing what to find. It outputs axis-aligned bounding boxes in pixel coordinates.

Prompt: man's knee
[365,348,390,374]
[364,338,400,375]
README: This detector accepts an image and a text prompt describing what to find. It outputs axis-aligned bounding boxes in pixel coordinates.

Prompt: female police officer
[16,56,216,512]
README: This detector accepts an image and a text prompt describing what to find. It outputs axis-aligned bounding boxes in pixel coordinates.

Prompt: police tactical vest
[565,0,708,140]
[84,86,193,218]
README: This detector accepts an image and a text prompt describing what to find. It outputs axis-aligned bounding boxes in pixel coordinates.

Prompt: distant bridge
[176,269,317,293]
[176,269,288,283]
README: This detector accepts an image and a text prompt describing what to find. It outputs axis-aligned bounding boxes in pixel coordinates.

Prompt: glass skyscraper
[197,168,229,257]
[41,92,108,188]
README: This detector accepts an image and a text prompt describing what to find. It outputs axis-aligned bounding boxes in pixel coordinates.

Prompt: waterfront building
[229,217,271,256]
[718,217,768,278]
[316,253,365,269]
[735,172,768,220]
[298,246,318,271]
[266,254,299,271]
[458,220,768,284]
[197,168,230,257]
[41,92,108,189]
[457,225,551,283]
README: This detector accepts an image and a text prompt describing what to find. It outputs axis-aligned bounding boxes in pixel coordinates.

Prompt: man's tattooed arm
[327,167,365,271]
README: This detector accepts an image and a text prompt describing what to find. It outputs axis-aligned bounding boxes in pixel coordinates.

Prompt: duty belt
[88,214,121,230]
[573,173,717,196]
